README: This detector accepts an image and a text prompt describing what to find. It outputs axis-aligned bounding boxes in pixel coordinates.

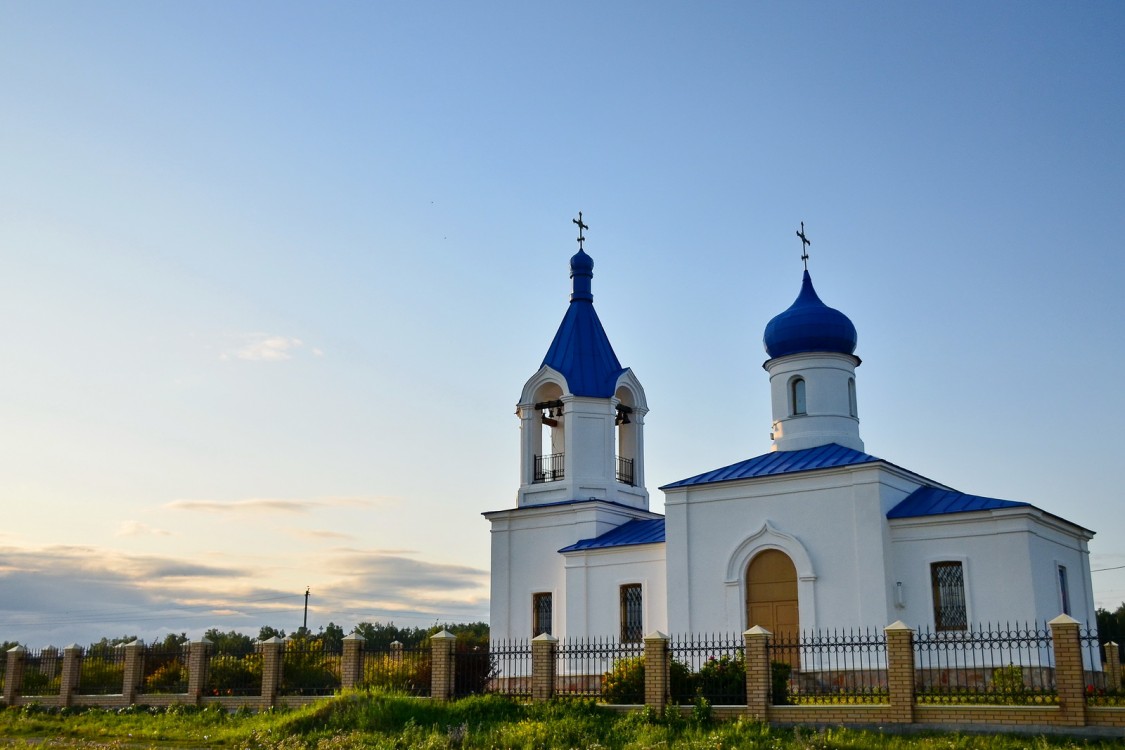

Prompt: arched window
[789,377,806,416]
[848,378,857,418]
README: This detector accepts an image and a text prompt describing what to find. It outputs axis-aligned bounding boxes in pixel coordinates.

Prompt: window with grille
[620,584,643,642]
[930,561,967,631]
[532,592,552,637]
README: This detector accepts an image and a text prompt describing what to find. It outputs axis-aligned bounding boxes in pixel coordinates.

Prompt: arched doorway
[745,549,799,639]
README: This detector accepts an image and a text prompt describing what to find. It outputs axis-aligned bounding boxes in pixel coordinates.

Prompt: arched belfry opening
[614,385,638,486]
[532,381,565,483]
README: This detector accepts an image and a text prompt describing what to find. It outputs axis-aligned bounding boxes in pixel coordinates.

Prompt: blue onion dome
[763,270,858,358]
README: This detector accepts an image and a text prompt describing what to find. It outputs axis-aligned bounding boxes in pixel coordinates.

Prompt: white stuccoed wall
[562,544,667,639]
[485,500,661,641]
[664,464,902,635]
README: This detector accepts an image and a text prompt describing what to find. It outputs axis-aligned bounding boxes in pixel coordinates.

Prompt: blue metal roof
[558,518,666,553]
[887,486,1030,519]
[660,443,881,489]
[763,270,858,358]
[542,249,626,397]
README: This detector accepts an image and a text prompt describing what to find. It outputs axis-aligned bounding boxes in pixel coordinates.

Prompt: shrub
[694,653,746,704]
[281,641,341,695]
[770,660,792,705]
[77,656,125,695]
[206,652,262,696]
[603,655,645,704]
[362,653,431,695]
[20,669,61,697]
[603,655,692,704]
[144,659,188,694]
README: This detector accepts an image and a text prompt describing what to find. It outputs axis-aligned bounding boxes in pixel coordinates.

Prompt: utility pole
[303,587,310,633]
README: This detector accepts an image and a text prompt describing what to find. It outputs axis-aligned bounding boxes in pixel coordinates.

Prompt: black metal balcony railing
[533,453,564,483]
[616,456,634,486]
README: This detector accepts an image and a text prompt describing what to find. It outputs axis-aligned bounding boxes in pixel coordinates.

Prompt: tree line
[0,620,490,654]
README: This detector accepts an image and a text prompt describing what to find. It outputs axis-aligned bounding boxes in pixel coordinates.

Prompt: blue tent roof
[887,486,1030,519]
[542,249,626,397]
[558,518,666,552]
[660,443,880,489]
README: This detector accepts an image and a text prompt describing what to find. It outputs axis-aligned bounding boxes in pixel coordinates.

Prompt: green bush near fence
[602,655,693,704]
[362,653,431,693]
[19,670,61,697]
[206,652,262,696]
[77,657,125,694]
[144,659,188,693]
[282,641,340,694]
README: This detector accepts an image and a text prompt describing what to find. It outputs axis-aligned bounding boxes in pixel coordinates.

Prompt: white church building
[484,224,1096,643]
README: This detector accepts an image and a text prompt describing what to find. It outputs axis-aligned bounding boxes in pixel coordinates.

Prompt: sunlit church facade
[484,224,1096,642]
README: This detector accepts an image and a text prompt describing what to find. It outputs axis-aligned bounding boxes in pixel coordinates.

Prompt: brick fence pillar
[3,646,27,705]
[884,621,915,724]
[1104,642,1121,690]
[259,637,284,709]
[531,633,557,701]
[60,645,82,707]
[341,633,365,689]
[430,630,456,701]
[643,631,670,712]
[186,638,211,703]
[1050,613,1086,727]
[122,640,145,704]
[744,626,771,720]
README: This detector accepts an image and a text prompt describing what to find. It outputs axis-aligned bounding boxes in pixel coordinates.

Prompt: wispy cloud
[165,496,387,514]
[289,529,356,541]
[220,333,309,362]
[116,521,172,538]
[0,545,488,646]
[166,498,316,513]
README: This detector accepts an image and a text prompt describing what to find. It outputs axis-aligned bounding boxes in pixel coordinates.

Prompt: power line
[1092,564,1125,573]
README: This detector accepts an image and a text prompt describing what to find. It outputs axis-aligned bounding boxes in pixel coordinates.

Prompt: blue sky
[2,1,1123,646]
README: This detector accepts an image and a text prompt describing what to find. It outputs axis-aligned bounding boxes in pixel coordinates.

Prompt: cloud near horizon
[0,544,489,646]
[165,496,387,514]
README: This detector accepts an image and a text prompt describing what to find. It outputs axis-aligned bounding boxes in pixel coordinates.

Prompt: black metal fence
[142,642,189,695]
[670,633,746,705]
[280,640,341,696]
[616,455,635,485]
[533,452,564,483]
[479,639,531,698]
[913,622,1056,705]
[453,642,494,698]
[77,646,127,695]
[560,636,643,701]
[20,648,62,697]
[206,641,262,697]
[768,628,888,705]
[360,642,431,697]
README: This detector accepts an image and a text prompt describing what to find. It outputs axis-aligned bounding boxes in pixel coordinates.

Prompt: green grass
[0,692,1120,749]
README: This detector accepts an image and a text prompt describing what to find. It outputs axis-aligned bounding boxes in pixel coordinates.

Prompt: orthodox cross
[796,221,811,270]
[573,211,589,250]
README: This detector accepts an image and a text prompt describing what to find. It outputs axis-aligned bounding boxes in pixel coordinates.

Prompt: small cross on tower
[796,221,811,270]
[573,211,589,251]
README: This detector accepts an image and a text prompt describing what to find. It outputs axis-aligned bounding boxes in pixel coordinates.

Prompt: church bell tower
[515,214,649,509]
